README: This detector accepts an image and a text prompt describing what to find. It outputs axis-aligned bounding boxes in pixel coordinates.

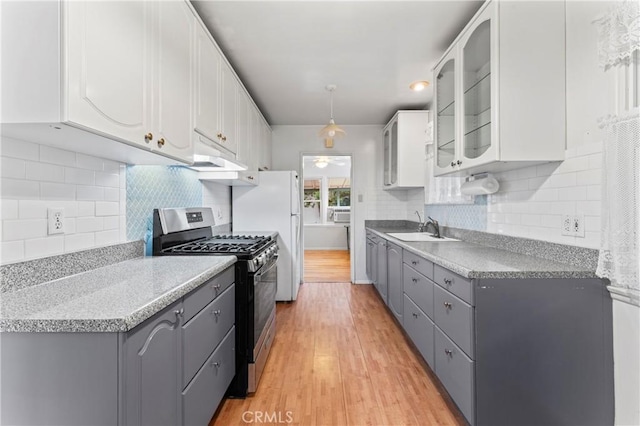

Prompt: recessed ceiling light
[409,80,430,91]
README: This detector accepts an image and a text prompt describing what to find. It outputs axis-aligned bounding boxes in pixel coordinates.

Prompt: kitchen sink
[387,233,460,242]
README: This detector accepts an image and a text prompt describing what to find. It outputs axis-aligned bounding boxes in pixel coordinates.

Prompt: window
[303,179,321,224]
[303,177,351,224]
[328,178,351,207]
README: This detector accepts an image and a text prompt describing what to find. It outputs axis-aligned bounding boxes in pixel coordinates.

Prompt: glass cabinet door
[436,57,456,170]
[383,128,391,185]
[461,17,491,162]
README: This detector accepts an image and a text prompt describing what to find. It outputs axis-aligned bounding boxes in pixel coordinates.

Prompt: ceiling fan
[312,156,346,169]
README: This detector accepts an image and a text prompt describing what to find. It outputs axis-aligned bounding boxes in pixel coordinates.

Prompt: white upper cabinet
[1,0,196,164]
[383,111,430,189]
[220,62,238,154]
[433,0,566,176]
[259,118,272,171]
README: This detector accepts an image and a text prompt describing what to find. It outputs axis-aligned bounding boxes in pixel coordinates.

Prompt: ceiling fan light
[315,160,329,168]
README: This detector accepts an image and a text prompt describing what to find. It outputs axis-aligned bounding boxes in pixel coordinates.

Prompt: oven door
[252,255,277,355]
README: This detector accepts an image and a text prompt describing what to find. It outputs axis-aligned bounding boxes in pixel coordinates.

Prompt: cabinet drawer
[403,264,434,319]
[433,284,474,358]
[403,294,435,369]
[434,264,473,305]
[183,266,234,323]
[183,284,235,388]
[403,251,433,280]
[182,326,235,426]
[435,327,475,424]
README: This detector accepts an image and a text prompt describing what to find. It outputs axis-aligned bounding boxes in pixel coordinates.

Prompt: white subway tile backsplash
[585,215,601,233]
[576,141,603,157]
[0,240,25,263]
[2,219,47,241]
[76,153,105,171]
[576,200,602,216]
[95,201,119,216]
[586,185,601,201]
[1,200,18,219]
[104,187,120,202]
[64,233,95,252]
[77,185,104,201]
[65,217,76,234]
[65,167,95,185]
[103,159,121,172]
[24,236,64,259]
[76,217,103,233]
[95,172,120,188]
[0,138,39,160]
[521,214,541,226]
[40,182,76,200]
[1,157,26,178]
[536,162,561,177]
[39,145,77,167]
[48,201,78,218]
[17,200,48,219]
[588,153,603,169]
[576,169,602,185]
[539,214,562,229]
[77,201,95,217]
[558,186,587,201]
[1,178,40,199]
[103,215,120,230]
[533,188,559,202]
[545,173,577,189]
[95,229,120,246]
[26,161,65,182]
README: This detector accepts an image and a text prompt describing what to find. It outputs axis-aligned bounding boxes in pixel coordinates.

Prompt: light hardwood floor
[210,282,464,426]
[304,250,351,283]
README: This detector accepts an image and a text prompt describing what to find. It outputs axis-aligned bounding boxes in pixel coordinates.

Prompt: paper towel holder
[460,173,500,195]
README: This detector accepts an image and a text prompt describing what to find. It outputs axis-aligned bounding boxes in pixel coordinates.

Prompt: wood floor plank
[304,250,351,282]
[210,282,465,426]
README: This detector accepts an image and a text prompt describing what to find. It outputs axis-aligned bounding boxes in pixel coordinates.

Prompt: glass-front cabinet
[433,0,566,177]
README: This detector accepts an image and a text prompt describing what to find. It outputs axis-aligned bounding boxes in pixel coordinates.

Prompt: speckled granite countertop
[366,224,597,280]
[0,256,236,333]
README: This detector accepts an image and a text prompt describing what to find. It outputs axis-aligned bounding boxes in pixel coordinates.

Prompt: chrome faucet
[424,217,441,239]
[415,211,423,231]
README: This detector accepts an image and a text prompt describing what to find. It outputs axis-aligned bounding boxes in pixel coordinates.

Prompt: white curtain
[594,1,640,304]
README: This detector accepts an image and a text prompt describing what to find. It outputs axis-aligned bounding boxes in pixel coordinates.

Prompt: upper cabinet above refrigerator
[433,0,567,177]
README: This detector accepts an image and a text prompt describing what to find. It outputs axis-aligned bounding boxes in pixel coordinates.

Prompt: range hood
[189,139,258,186]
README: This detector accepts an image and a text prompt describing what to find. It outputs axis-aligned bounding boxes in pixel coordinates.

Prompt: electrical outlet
[48,208,65,235]
[573,214,585,238]
[562,215,572,236]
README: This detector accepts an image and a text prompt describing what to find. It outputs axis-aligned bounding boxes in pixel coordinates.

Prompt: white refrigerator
[232,171,301,301]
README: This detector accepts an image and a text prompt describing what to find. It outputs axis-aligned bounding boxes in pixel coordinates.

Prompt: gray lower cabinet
[396,249,613,426]
[0,266,236,426]
[123,301,182,426]
[386,242,403,323]
[376,238,388,303]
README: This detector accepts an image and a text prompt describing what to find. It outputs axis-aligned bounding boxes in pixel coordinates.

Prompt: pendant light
[319,84,346,147]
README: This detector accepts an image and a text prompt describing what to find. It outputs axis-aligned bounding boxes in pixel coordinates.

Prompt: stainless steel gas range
[152,207,278,397]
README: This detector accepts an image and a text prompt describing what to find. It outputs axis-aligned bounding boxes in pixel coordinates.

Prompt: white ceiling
[190,1,484,126]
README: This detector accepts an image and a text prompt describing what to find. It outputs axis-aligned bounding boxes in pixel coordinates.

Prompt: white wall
[202,181,231,226]
[0,137,126,263]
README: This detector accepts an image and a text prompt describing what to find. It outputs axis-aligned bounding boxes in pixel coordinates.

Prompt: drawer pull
[211,283,222,292]
[211,309,221,317]
[444,349,453,356]
[174,308,184,317]
[412,277,418,283]
[443,278,453,285]
[443,302,452,309]
[144,132,153,143]
[412,312,419,318]
[411,260,418,266]
[211,361,221,368]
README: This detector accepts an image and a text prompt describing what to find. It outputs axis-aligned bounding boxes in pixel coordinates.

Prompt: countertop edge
[0,257,237,333]
[366,227,598,280]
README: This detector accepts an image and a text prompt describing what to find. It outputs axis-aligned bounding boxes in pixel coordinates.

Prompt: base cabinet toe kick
[369,232,614,426]
[0,266,236,426]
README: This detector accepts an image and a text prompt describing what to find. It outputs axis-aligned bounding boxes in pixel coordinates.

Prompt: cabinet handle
[443,302,452,309]
[412,277,418,283]
[217,133,223,139]
[444,278,452,285]
[412,312,419,318]
[411,260,418,266]
[221,136,227,142]
[144,133,153,143]
[451,161,456,167]
[456,160,462,166]
[174,308,184,317]
[211,361,221,368]
[157,138,165,148]
[248,176,254,180]
[444,349,453,356]
[211,283,222,292]
[211,309,221,317]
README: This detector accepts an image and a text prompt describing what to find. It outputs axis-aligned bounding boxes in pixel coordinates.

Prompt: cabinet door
[259,119,272,170]
[434,51,457,176]
[220,61,238,154]
[124,302,182,426]
[459,4,496,169]
[390,120,398,185]
[383,127,391,186]
[66,1,151,148]
[236,88,250,166]
[376,239,388,304]
[387,242,403,323]
[194,23,221,147]
[154,0,194,161]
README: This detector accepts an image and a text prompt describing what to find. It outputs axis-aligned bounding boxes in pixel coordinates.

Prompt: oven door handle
[254,256,278,280]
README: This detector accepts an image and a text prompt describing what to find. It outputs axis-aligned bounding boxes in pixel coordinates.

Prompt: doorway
[301,155,352,283]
